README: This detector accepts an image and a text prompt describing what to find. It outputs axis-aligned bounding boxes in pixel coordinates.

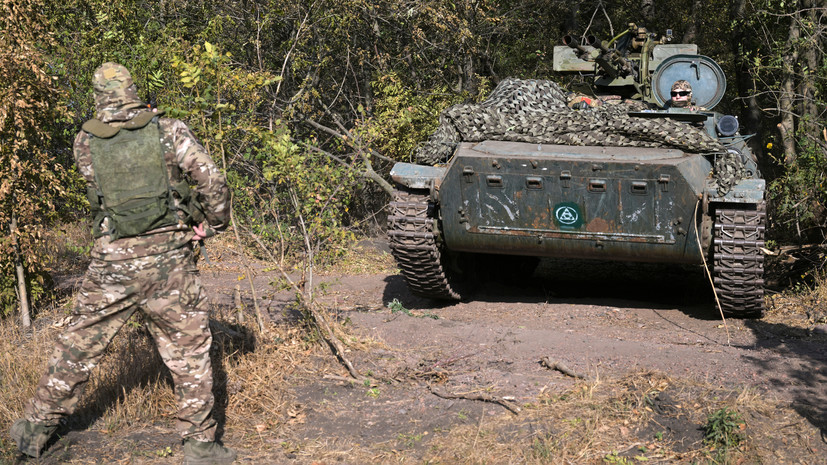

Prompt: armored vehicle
[387,24,766,317]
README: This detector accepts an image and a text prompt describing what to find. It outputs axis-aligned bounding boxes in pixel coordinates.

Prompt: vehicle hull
[436,141,711,264]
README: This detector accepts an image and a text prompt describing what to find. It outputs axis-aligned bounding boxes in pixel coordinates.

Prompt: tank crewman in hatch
[667,80,707,111]
[9,62,236,464]
[668,80,693,108]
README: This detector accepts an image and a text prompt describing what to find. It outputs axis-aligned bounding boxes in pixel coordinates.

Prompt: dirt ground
[16,239,827,464]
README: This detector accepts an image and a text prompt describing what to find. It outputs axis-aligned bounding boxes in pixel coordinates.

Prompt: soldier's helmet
[670,80,693,108]
[92,62,144,119]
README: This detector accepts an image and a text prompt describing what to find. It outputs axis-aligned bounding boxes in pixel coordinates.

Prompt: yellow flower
[766,142,773,149]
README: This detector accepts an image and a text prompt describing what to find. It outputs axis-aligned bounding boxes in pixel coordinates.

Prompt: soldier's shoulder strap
[82,109,166,139]
[81,119,119,138]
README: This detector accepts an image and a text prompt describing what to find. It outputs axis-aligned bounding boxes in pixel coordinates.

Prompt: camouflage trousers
[24,245,217,441]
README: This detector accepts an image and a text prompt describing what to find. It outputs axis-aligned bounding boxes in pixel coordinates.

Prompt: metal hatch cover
[652,55,726,110]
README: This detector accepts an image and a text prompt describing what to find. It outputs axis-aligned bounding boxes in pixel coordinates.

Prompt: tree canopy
[2,0,826,314]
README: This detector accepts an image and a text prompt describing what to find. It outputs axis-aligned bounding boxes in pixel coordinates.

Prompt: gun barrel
[563,35,591,55]
[597,40,635,77]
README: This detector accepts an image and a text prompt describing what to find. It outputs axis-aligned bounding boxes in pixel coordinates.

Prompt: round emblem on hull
[553,202,584,229]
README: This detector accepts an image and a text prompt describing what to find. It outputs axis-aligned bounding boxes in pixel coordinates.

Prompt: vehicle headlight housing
[716,115,739,137]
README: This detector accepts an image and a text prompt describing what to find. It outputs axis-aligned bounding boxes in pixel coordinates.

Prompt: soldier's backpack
[82,110,204,240]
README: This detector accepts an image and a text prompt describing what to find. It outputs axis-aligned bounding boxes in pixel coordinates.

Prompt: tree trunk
[564,1,581,34]
[463,54,478,96]
[10,212,31,329]
[682,0,703,43]
[730,0,764,162]
[797,0,821,138]
[461,1,479,96]
[778,1,801,164]
[640,0,654,23]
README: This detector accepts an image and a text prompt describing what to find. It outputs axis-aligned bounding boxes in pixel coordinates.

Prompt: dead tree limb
[303,143,394,195]
[233,285,244,325]
[323,373,374,385]
[540,357,587,379]
[10,212,31,329]
[303,117,395,195]
[272,191,362,379]
[428,385,521,415]
[308,301,361,379]
[228,208,266,333]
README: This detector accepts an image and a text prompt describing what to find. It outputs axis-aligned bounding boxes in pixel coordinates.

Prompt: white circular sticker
[555,206,579,225]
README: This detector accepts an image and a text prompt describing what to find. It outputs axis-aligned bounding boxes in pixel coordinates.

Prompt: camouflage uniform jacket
[74,107,230,261]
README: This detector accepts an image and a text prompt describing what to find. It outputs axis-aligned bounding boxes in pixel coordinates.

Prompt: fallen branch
[539,357,587,379]
[275,267,364,379]
[323,373,374,385]
[307,301,361,379]
[233,285,244,325]
[230,214,266,334]
[425,352,476,371]
[428,385,521,415]
[267,188,362,380]
[273,251,361,379]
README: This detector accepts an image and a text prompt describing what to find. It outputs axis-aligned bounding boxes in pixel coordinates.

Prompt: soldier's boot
[9,419,57,458]
[182,438,237,465]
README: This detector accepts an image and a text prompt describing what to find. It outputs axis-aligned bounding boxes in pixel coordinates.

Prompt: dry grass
[413,372,701,464]
[1,307,824,464]
[2,238,826,463]
[283,370,824,465]
[765,274,827,327]
[319,241,397,276]
[0,314,59,431]
[0,298,326,463]
[218,325,308,445]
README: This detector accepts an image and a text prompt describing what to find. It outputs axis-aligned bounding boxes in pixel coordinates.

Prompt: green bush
[703,407,745,449]
[768,135,827,243]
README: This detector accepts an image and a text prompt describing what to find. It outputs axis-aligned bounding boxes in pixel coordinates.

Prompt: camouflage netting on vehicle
[414,78,745,194]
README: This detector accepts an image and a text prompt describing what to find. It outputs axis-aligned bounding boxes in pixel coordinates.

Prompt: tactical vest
[83,111,205,240]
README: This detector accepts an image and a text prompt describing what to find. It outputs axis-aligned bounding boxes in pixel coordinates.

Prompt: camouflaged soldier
[668,80,693,108]
[9,62,235,464]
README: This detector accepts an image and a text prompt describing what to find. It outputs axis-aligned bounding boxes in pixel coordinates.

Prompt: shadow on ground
[741,318,827,440]
[383,256,718,319]
[29,315,256,464]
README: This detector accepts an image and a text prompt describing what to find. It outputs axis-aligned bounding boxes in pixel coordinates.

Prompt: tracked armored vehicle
[387,24,766,317]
